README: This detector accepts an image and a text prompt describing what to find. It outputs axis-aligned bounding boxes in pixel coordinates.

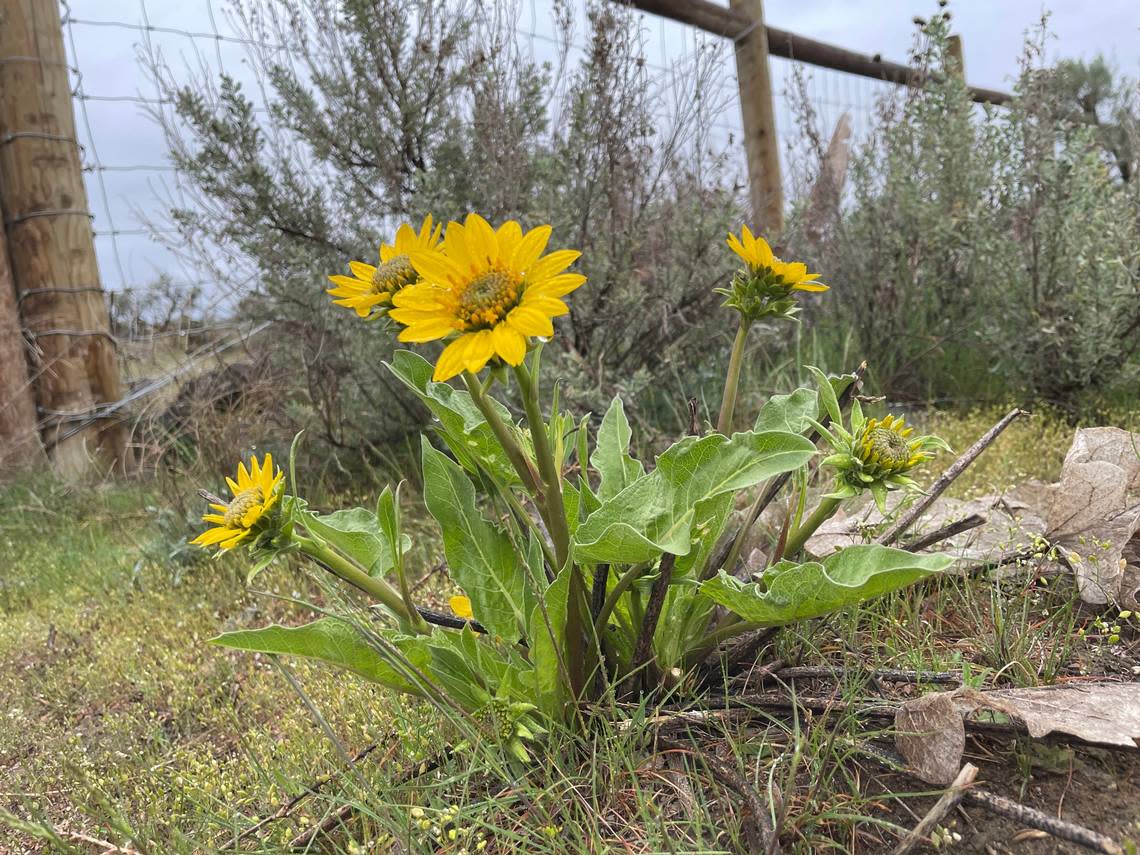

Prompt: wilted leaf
[895,691,966,785]
[1047,427,1140,606]
[895,683,1140,785]
[985,683,1140,748]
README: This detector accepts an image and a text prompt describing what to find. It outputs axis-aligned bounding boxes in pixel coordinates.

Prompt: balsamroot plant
[192,214,953,752]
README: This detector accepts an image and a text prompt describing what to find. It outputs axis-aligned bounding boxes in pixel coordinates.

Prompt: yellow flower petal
[527,249,580,282]
[408,251,465,288]
[434,336,470,381]
[450,595,473,619]
[528,273,585,298]
[348,261,376,281]
[491,322,527,365]
[507,305,555,338]
[398,318,459,342]
[463,329,496,373]
[511,224,552,270]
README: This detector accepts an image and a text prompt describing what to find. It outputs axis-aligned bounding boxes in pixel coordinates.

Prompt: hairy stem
[294,534,424,631]
[513,361,587,699]
[781,495,842,559]
[716,319,752,435]
[462,371,542,497]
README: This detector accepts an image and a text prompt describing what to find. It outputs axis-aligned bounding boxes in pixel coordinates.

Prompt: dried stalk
[624,553,677,697]
[901,513,986,553]
[890,763,977,855]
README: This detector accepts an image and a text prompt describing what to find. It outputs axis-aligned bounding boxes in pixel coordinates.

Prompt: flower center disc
[457,268,521,328]
[867,427,911,468]
[224,488,263,527]
[371,255,418,295]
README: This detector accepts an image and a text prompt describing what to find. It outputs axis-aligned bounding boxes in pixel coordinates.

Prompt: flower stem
[513,364,569,568]
[462,371,542,498]
[716,319,752,435]
[294,534,426,632]
[781,495,842,559]
[514,361,587,700]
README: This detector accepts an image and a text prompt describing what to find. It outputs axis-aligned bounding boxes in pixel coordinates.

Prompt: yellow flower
[449,595,474,620]
[191,454,284,550]
[327,215,444,317]
[388,213,585,381]
[726,225,828,293]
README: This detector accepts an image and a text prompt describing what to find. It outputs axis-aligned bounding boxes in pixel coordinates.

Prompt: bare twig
[624,553,677,697]
[657,735,780,854]
[231,742,385,845]
[901,513,986,553]
[879,408,1028,546]
[890,763,977,855]
[960,789,1124,855]
[857,744,1124,855]
[765,665,961,685]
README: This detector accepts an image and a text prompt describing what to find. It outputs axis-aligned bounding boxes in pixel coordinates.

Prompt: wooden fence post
[947,34,965,80]
[0,171,43,471]
[729,0,783,238]
[0,0,127,477]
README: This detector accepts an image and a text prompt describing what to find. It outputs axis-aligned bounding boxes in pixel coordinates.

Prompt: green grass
[1,408,1134,853]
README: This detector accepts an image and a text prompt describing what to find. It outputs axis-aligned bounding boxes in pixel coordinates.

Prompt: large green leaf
[590,397,644,501]
[573,430,816,565]
[700,545,954,625]
[421,443,528,640]
[387,350,518,485]
[211,617,431,694]
[301,507,407,578]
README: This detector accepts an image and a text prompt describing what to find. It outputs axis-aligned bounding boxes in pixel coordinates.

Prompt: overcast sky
[62,0,1140,299]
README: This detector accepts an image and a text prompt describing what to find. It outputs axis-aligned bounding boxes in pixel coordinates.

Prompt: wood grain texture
[0,0,126,475]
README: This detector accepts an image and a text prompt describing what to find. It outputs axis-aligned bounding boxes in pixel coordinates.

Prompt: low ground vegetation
[3,408,1137,853]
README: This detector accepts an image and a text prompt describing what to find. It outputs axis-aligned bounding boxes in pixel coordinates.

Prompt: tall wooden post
[0,171,44,471]
[0,0,127,477]
[730,0,783,238]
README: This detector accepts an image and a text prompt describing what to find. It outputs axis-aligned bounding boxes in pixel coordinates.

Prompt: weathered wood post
[0,0,127,476]
[729,0,783,238]
[0,171,43,470]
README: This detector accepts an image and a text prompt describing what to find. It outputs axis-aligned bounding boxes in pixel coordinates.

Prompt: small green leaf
[574,430,816,565]
[754,388,818,434]
[301,507,395,578]
[700,545,954,626]
[211,617,431,694]
[591,397,644,501]
[421,443,529,640]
